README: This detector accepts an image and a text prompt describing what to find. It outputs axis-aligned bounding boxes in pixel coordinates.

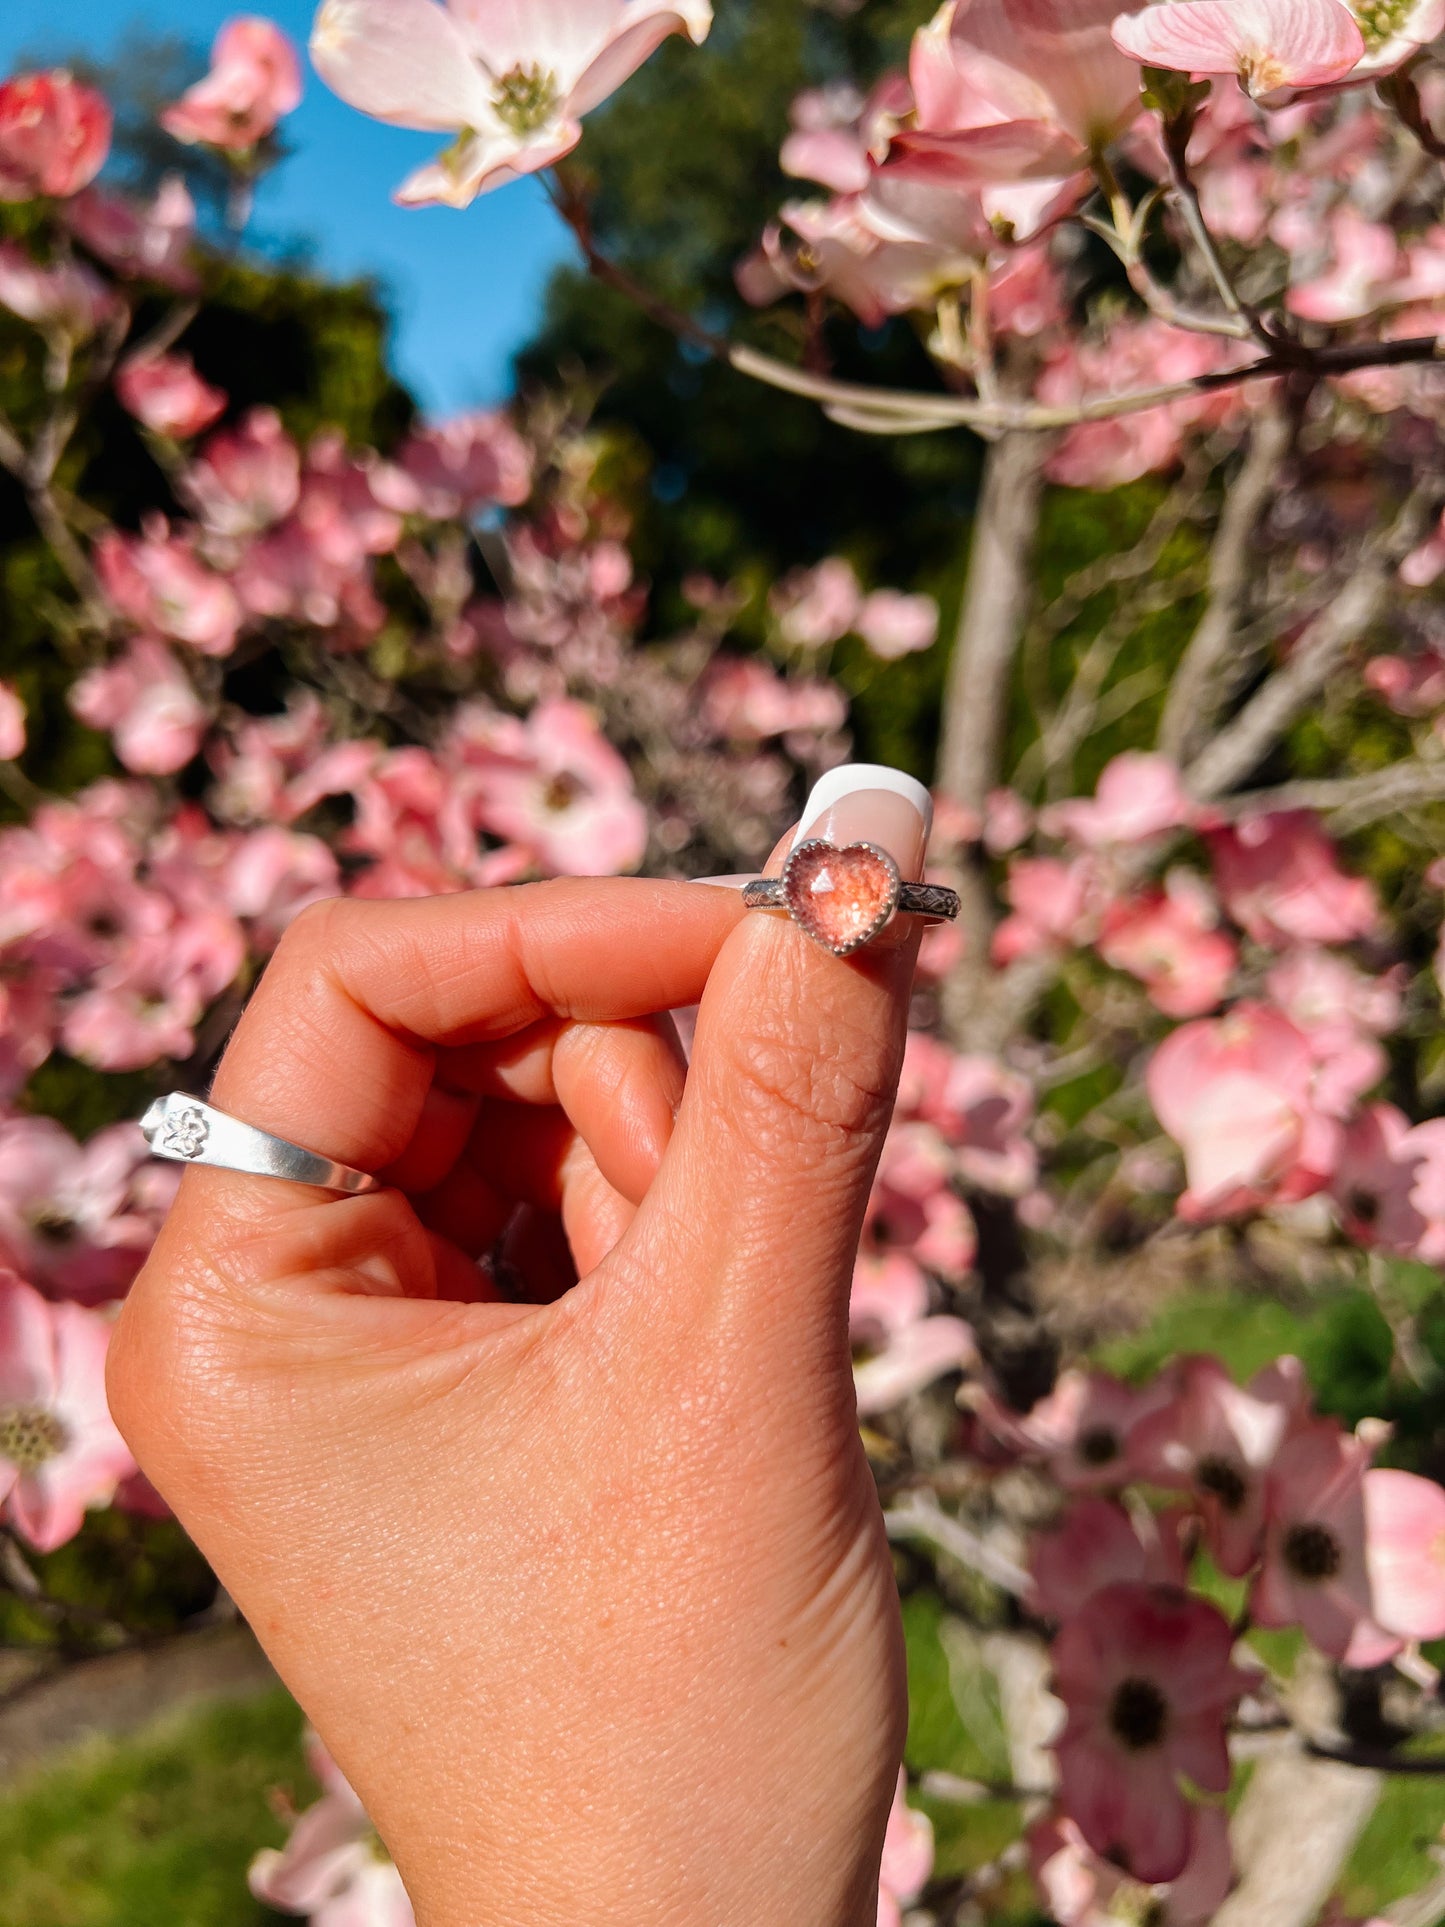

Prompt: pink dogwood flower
[1053,1581,1253,1883]
[1030,1803,1232,1927]
[698,658,848,743]
[0,1116,159,1304]
[95,521,243,657]
[0,1271,135,1552]
[184,406,302,537]
[982,1367,1176,1488]
[1044,752,1193,848]
[1029,1495,1187,1620]
[983,787,1034,855]
[221,827,340,946]
[1131,1353,1307,1574]
[1099,872,1239,1018]
[0,243,117,340]
[70,638,210,776]
[782,76,912,195]
[849,1252,977,1416]
[1110,0,1364,101]
[0,682,24,762]
[162,17,303,153]
[0,71,111,201]
[457,698,649,876]
[398,410,532,518]
[992,855,1099,964]
[1287,207,1399,322]
[889,0,1142,222]
[116,352,227,440]
[1041,320,1242,488]
[311,0,713,207]
[877,1771,934,1927]
[856,589,940,659]
[1253,1419,1382,1656]
[1209,811,1378,947]
[249,1736,415,1927]
[1364,646,1445,713]
[738,189,984,329]
[1345,0,1445,79]
[771,557,862,648]
[67,176,199,291]
[1362,1469,1445,1645]
[865,1123,977,1283]
[1147,1002,1338,1216]
[904,1044,1039,1195]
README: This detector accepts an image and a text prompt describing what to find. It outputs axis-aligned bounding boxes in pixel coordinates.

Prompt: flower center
[1196,1454,1248,1513]
[1284,1521,1342,1581]
[0,1404,68,1472]
[1077,1424,1121,1467]
[491,64,560,136]
[1243,50,1289,96]
[1108,1676,1169,1751]
[1352,0,1414,49]
[1347,1187,1380,1226]
[542,772,584,813]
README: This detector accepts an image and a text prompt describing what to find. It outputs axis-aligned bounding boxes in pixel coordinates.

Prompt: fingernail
[794,764,932,882]
[689,874,755,890]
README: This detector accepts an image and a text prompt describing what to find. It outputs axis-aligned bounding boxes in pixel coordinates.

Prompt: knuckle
[718,1011,897,1163]
[271,893,350,974]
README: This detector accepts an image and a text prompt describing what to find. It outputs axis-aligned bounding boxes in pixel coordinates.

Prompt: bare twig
[883,1491,1031,1595]
[1226,759,1445,832]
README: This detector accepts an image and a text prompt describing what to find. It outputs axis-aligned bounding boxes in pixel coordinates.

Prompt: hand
[108,767,932,1927]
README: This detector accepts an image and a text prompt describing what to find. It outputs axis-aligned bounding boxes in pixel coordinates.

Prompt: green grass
[1338,1768,1445,1915]
[0,1690,310,1927]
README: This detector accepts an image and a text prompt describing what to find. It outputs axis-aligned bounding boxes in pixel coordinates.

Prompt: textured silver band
[139,1094,381,1195]
[741,878,961,922]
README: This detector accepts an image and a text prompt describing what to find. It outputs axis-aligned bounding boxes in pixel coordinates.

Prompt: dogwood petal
[569,1,713,117]
[393,121,581,204]
[0,1271,56,1407]
[450,0,622,86]
[888,121,1087,186]
[311,0,495,132]
[1111,0,1364,91]
[1364,1468,1445,1640]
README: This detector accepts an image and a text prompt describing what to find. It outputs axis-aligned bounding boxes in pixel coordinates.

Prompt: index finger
[207,878,746,1175]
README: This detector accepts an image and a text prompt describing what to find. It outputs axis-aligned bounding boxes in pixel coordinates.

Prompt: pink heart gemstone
[782,839,902,956]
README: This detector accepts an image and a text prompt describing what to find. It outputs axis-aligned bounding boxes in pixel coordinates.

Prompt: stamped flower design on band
[160,1104,209,1160]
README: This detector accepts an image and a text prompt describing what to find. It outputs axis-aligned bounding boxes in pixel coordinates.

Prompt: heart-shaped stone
[782,839,902,956]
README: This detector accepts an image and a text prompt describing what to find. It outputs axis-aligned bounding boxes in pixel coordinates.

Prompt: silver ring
[741,839,960,957]
[139,1094,382,1195]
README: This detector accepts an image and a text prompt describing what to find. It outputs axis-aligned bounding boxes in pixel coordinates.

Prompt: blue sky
[3,0,577,415]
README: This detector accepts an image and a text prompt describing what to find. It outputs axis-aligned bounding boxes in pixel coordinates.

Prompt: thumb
[627,764,931,1371]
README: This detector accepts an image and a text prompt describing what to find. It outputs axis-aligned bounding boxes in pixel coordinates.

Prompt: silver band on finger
[740,839,961,957]
[139,1094,382,1195]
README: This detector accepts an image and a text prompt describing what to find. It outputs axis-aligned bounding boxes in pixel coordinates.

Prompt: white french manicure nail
[794,764,932,882]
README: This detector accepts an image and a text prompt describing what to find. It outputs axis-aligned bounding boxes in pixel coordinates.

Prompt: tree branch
[1212,1747,1382,1927]
[1185,487,1438,801]
[1227,759,1445,832]
[1158,401,1294,762]
[552,188,1445,437]
[933,431,1048,1047]
[883,1491,1031,1595]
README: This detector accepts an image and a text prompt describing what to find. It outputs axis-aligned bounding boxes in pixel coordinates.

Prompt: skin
[108,851,921,1927]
